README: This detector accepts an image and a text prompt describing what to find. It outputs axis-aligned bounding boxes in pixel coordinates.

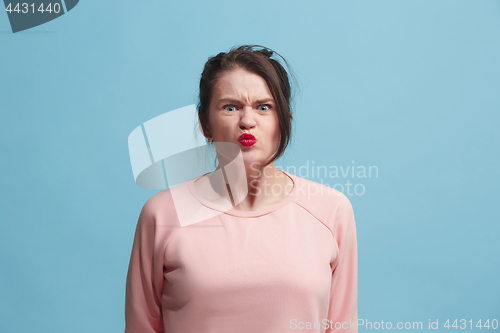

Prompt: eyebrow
[217,98,275,105]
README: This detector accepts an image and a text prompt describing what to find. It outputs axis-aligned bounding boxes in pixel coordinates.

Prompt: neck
[212,161,288,210]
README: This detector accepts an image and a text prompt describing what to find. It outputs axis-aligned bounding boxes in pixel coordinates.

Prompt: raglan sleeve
[326,194,358,333]
[125,199,165,333]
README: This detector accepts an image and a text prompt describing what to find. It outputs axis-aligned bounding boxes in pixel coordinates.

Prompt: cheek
[209,116,233,139]
[272,118,281,141]
[207,111,221,136]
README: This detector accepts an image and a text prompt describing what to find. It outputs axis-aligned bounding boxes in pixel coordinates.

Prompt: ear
[198,122,211,139]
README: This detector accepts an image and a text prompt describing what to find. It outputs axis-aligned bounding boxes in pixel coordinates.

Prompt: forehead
[212,68,273,99]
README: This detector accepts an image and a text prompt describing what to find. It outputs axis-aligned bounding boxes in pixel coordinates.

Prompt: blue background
[1,0,499,332]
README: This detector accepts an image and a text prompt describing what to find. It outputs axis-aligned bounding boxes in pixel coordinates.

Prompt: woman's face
[207,68,280,168]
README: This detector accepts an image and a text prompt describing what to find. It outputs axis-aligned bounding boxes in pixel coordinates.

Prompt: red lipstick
[238,133,256,147]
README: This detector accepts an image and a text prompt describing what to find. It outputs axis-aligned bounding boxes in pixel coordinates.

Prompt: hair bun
[259,48,273,58]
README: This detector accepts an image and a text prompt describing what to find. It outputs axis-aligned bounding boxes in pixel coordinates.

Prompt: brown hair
[196,44,296,168]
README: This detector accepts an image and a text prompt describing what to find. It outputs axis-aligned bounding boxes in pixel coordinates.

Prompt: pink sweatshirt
[125,171,358,333]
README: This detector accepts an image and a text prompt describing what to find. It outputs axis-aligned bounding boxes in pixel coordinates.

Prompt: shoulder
[140,189,173,214]
[137,185,183,228]
[138,177,211,228]
[290,173,353,229]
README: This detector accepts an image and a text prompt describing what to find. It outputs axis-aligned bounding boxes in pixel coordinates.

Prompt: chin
[241,154,272,168]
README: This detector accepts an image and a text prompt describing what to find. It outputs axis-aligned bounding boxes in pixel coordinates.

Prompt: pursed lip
[238,133,256,141]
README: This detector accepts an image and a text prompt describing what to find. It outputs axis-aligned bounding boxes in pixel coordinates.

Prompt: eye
[259,104,272,111]
[222,104,237,112]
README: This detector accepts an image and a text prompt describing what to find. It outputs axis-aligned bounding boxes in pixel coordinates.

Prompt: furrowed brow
[217,98,275,104]
[255,98,275,104]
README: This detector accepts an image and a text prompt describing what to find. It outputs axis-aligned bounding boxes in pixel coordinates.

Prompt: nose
[239,106,257,130]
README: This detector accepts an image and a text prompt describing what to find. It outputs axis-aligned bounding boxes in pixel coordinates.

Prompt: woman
[125,45,358,333]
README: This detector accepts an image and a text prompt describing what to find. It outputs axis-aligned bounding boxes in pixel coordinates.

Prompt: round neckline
[187,170,298,218]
